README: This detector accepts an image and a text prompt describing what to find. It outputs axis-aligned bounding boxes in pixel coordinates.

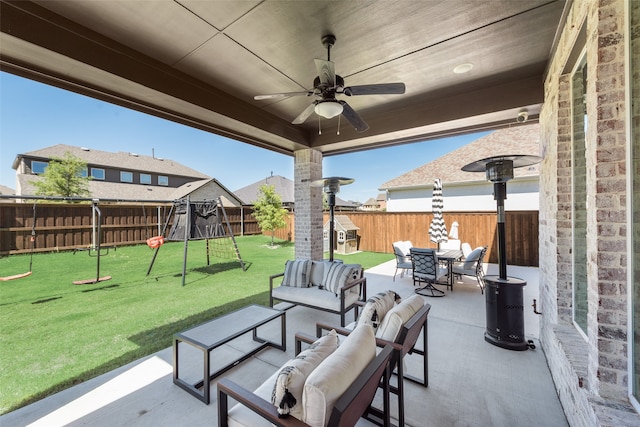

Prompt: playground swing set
[1,195,243,286]
[72,200,116,285]
[146,196,245,286]
[0,202,37,281]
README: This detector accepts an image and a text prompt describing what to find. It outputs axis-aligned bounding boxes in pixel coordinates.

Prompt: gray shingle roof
[234,175,294,205]
[16,144,210,179]
[234,175,358,207]
[18,174,177,201]
[17,176,242,205]
[380,123,541,189]
[0,185,15,196]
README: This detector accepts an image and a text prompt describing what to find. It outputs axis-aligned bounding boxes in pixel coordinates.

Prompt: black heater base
[484,275,532,351]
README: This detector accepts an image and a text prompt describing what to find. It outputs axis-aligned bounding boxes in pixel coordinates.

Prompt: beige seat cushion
[302,324,376,427]
[376,294,424,341]
[227,331,339,427]
[272,330,339,418]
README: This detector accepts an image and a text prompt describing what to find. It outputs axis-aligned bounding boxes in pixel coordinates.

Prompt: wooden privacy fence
[269,211,539,267]
[0,202,261,255]
[1,202,538,266]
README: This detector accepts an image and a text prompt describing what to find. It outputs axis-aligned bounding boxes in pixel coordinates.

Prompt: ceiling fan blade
[254,91,311,100]
[339,101,369,132]
[314,59,336,87]
[343,83,406,96]
[292,102,317,124]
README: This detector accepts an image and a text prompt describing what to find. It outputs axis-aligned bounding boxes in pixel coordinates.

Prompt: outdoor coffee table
[173,304,286,404]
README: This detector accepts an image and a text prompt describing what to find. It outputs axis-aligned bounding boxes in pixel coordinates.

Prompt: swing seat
[146,236,165,249]
[0,271,32,281]
[73,276,112,285]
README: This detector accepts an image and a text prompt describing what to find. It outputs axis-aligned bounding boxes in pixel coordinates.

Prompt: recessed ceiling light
[453,63,474,74]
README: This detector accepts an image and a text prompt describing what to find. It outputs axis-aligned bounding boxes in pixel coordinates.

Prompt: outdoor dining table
[436,249,463,291]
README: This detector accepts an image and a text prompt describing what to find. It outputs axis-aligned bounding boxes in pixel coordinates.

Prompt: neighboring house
[361,197,380,211]
[234,174,359,210]
[234,174,295,209]
[376,193,386,211]
[0,185,16,202]
[380,124,540,212]
[11,144,241,206]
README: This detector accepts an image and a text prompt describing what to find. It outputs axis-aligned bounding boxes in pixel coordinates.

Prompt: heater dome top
[461,154,542,173]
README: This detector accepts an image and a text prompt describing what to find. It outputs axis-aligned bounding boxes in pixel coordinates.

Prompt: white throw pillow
[310,261,329,287]
[463,247,483,270]
[302,324,376,427]
[271,330,339,418]
[357,290,400,331]
[281,259,312,288]
[376,294,424,341]
[322,262,356,295]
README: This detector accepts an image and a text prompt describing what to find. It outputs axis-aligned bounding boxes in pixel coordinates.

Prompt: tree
[252,184,288,246]
[32,151,91,199]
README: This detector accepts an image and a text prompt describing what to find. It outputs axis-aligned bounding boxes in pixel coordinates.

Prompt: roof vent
[130,152,138,156]
[81,147,90,151]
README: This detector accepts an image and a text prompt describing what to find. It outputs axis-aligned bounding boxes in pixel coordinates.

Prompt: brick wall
[539,0,639,425]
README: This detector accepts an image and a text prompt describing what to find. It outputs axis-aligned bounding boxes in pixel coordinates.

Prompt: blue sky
[0,72,489,202]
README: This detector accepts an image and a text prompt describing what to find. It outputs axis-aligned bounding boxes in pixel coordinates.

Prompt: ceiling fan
[254,34,406,133]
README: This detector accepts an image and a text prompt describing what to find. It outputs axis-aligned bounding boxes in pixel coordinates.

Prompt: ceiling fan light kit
[315,101,343,119]
[254,34,405,133]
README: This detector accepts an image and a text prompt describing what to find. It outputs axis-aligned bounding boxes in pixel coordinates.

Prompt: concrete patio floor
[1,261,568,427]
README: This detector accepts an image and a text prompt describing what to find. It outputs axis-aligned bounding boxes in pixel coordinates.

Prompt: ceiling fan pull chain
[337,115,341,135]
[318,116,322,135]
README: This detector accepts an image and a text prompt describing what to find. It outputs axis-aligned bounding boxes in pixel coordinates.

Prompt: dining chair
[392,241,413,281]
[410,247,448,297]
[461,242,473,258]
[452,246,488,293]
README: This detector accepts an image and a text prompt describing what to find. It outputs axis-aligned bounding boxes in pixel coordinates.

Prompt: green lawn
[0,235,392,414]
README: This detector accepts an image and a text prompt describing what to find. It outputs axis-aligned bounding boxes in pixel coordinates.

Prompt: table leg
[204,347,211,404]
[251,311,286,351]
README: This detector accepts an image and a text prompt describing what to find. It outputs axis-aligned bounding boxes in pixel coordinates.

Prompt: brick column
[587,0,628,400]
[556,74,573,324]
[294,149,323,260]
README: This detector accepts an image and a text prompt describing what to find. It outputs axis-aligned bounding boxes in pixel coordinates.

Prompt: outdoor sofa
[269,260,367,327]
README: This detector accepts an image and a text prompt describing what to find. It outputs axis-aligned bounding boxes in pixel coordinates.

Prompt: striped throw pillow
[357,290,401,331]
[323,262,356,295]
[281,260,312,288]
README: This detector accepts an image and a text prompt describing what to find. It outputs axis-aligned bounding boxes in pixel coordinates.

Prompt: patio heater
[311,177,354,262]
[462,155,541,351]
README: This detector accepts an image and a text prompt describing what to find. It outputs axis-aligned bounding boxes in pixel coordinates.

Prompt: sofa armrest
[341,276,367,300]
[217,378,308,427]
[316,321,352,338]
[269,272,285,307]
[269,272,285,290]
[294,331,319,356]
